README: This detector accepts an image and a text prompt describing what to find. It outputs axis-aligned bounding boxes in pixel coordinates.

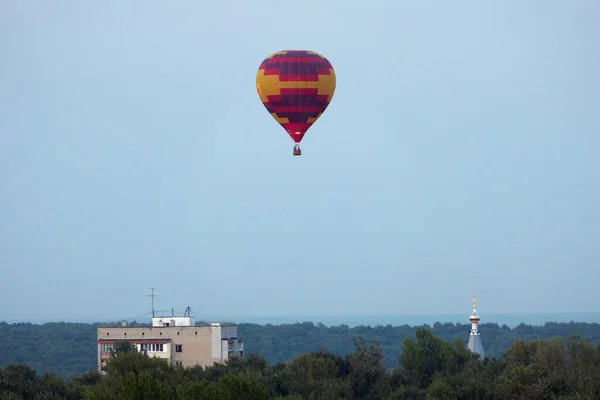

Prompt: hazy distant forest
[1,321,600,399]
[1,320,600,378]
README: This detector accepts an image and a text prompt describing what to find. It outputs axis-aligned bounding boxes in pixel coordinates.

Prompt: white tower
[467,292,485,359]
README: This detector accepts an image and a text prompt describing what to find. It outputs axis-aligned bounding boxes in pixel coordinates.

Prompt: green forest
[1,320,599,379]
[2,328,600,399]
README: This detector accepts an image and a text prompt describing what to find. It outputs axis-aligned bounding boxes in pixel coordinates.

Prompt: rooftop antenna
[148,288,157,318]
[473,292,477,312]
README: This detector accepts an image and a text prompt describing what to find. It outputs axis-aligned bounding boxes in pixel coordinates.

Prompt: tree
[284,349,351,399]
[494,364,551,400]
[347,338,389,400]
[398,328,454,388]
[85,342,177,400]
[0,364,38,399]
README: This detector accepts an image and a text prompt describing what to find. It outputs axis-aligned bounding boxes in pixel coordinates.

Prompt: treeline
[238,320,600,368]
[1,320,599,378]
[2,329,600,399]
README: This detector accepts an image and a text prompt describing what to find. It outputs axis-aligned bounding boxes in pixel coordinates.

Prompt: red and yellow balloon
[256,50,336,156]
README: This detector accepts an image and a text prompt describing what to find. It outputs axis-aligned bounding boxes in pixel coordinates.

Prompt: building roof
[99,339,172,345]
[469,311,481,321]
[468,335,485,358]
[97,320,239,328]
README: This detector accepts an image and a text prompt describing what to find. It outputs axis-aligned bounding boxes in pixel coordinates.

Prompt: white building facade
[97,317,244,373]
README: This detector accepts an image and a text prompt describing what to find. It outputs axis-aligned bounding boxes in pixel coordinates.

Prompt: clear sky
[1,1,599,322]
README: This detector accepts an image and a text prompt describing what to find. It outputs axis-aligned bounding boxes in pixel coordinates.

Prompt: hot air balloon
[256,50,336,156]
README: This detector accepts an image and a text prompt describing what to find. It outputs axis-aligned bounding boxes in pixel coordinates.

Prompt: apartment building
[97,315,244,373]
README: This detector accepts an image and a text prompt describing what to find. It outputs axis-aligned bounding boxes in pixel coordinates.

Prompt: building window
[150,343,164,352]
[176,345,182,353]
[175,361,182,366]
[140,344,148,352]
[101,344,113,352]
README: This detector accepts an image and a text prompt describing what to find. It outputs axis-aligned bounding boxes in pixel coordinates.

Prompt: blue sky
[1,1,599,322]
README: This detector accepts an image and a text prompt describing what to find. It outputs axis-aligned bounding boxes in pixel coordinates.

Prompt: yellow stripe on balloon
[270,112,289,124]
[256,69,336,104]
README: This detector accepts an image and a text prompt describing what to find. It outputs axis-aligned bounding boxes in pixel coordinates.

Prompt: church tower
[467,292,485,359]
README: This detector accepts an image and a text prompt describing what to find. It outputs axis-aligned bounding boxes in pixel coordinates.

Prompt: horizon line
[2,311,600,326]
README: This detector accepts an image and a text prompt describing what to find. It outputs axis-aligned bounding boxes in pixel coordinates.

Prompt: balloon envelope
[256,50,336,144]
